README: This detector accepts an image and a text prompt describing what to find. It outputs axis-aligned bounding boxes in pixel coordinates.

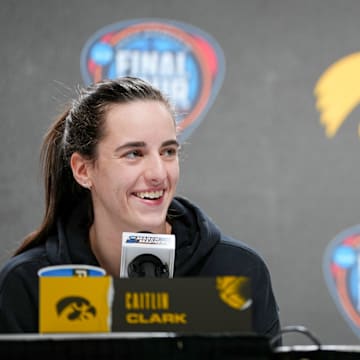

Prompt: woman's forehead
[101,101,176,142]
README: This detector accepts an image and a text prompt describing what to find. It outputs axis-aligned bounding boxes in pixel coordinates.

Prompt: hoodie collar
[46,199,98,266]
[47,196,221,274]
[170,196,221,275]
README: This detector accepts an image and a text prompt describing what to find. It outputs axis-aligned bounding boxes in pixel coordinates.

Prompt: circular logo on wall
[323,225,360,338]
[80,18,226,143]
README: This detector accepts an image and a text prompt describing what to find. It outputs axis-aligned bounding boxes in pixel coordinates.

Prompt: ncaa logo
[126,235,138,243]
[80,18,226,142]
[323,225,360,338]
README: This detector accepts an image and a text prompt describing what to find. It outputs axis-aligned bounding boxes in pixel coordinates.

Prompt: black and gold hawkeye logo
[216,276,252,310]
[56,296,97,321]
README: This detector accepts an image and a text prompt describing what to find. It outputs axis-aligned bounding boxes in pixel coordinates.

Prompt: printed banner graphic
[314,52,360,138]
[80,18,226,142]
[39,276,252,334]
[323,225,360,339]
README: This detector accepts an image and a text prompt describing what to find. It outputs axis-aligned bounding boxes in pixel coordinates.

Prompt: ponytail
[15,108,90,254]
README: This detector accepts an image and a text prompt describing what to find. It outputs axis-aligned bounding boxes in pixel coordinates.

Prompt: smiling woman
[0,77,281,343]
[71,100,180,275]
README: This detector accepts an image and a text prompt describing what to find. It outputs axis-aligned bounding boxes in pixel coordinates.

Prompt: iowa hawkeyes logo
[314,52,360,138]
[56,296,97,321]
[216,276,252,310]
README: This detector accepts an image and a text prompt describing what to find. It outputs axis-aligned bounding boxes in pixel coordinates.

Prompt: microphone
[120,232,175,278]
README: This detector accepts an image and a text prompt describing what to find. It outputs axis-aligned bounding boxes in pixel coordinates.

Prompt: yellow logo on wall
[314,52,360,138]
[216,276,252,310]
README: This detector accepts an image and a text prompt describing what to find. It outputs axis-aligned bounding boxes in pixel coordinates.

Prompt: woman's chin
[135,220,167,234]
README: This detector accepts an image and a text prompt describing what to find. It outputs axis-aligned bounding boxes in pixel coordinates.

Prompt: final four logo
[80,19,226,142]
[323,225,360,339]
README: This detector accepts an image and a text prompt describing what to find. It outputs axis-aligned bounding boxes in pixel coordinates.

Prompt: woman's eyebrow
[161,139,180,148]
[114,141,146,153]
[114,139,179,154]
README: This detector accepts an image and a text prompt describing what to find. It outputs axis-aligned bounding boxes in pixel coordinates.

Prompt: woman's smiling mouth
[134,190,164,200]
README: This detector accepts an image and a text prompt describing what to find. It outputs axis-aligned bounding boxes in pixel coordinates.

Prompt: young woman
[0,77,280,338]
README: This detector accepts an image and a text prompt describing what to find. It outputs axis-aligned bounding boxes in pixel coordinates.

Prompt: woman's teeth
[136,190,164,199]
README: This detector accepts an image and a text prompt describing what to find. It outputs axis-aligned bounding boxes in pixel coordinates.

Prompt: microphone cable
[270,325,322,349]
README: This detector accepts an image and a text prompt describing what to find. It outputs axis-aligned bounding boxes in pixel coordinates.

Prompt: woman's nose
[144,155,166,184]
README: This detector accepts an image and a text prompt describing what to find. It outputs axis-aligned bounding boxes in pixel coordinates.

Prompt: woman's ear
[70,152,93,189]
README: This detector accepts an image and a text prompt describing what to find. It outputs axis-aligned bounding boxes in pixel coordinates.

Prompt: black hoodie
[0,196,280,338]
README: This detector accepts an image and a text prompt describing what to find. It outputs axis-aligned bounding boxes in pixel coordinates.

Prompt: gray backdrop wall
[2,0,360,345]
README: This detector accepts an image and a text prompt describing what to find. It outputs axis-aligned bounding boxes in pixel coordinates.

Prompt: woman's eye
[162,147,178,157]
[125,150,143,159]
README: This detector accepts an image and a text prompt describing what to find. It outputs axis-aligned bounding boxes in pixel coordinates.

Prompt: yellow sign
[39,276,112,333]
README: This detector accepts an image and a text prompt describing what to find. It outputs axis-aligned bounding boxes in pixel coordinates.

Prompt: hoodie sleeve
[0,252,44,333]
[250,256,281,340]
[0,273,38,333]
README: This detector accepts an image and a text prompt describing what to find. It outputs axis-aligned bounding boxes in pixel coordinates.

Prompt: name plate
[39,277,252,334]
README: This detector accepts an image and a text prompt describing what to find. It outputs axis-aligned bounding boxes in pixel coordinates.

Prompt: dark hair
[15,77,175,255]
